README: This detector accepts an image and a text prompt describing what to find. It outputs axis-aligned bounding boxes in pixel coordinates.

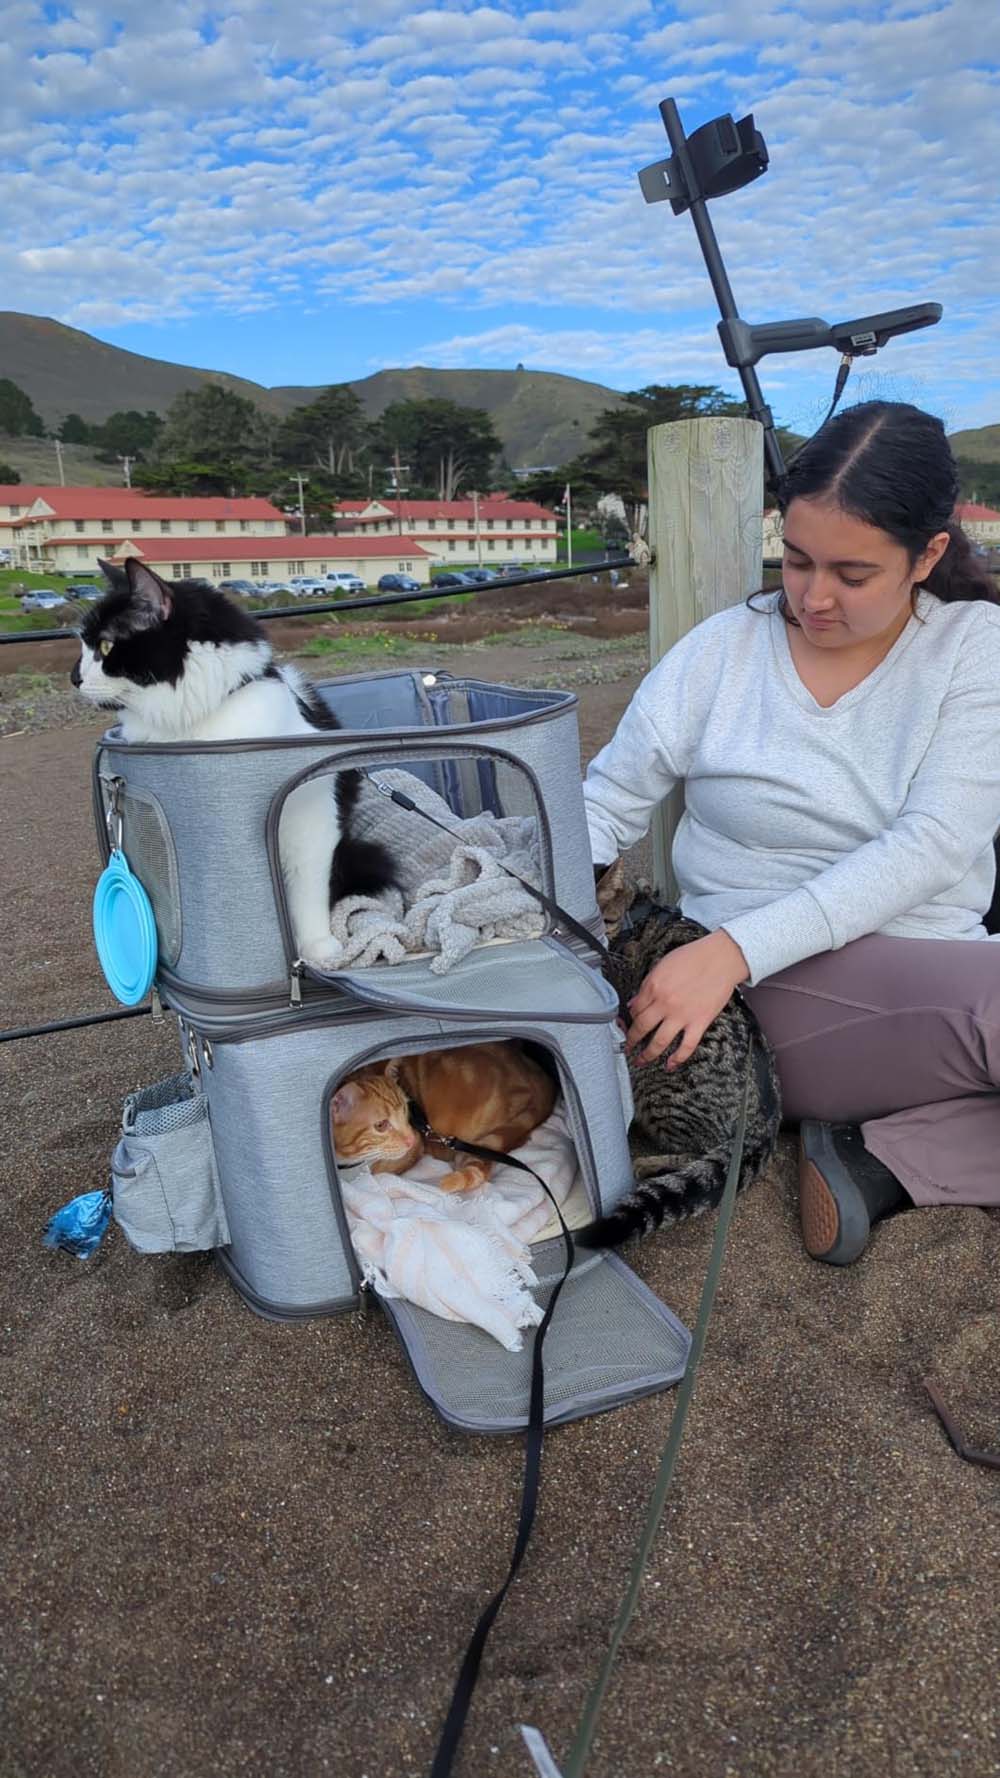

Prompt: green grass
[0,567,84,593]
[559,526,605,560]
[476,624,574,646]
[296,631,425,659]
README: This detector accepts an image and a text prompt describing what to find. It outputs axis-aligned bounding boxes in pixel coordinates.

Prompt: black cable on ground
[1,1005,152,1044]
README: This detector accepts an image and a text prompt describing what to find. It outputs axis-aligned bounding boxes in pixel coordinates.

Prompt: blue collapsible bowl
[92,850,158,1005]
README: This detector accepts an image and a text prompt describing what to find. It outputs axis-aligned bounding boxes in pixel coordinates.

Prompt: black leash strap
[418,1121,575,1778]
[367,774,609,966]
[522,1051,756,1778]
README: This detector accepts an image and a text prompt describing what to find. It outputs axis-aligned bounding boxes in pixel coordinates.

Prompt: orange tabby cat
[330,1042,557,1192]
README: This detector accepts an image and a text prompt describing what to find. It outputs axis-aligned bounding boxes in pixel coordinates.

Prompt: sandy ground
[3,634,1000,1778]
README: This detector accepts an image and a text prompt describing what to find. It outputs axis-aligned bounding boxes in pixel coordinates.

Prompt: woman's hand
[625,929,750,1070]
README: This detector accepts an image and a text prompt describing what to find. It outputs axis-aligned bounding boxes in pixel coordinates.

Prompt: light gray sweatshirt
[583,591,1000,984]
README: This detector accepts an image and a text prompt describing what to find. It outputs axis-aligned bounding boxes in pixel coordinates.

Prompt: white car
[287,577,329,597]
[324,570,367,594]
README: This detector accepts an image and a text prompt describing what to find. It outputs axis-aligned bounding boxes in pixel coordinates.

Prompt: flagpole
[565,483,573,569]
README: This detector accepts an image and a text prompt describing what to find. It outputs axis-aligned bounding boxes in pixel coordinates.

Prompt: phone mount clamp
[639,97,942,487]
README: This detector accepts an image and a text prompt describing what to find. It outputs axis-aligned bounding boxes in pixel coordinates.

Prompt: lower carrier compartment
[128,946,691,1430]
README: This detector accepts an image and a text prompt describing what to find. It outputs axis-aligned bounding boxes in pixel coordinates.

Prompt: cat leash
[520,1055,755,1778]
[411,1118,577,1778]
[417,1054,756,1778]
[370,772,763,1776]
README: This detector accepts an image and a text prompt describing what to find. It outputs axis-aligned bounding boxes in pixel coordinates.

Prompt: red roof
[955,502,1000,522]
[0,484,52,503]
[353,497,557,522]
[8,488,286,523]
[54,535,431,563]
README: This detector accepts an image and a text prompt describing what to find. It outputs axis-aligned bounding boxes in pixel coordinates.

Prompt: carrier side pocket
[111,1072,230,1253]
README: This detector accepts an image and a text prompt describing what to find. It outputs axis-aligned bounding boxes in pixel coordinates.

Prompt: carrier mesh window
[101,779,183,968]
[278,750,550,971]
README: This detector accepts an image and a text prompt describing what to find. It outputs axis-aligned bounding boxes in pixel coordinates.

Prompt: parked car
[216,579,259,598]
[254,581,292,597]
[20,589,67,610]
[430,571,476,589]
[287,576,329,596]
[493,561,527,578]
[324,570,367,594]
[376,573,423,593]
[461,567,496,584]
[65,583,103,602]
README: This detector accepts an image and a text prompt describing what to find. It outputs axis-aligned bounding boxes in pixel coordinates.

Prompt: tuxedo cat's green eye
[99,639,112,657]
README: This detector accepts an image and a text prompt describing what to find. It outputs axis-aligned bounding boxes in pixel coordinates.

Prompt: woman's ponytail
[921,520,1000,606]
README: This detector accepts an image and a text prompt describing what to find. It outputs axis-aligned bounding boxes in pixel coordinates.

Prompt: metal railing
[0,556,636,646]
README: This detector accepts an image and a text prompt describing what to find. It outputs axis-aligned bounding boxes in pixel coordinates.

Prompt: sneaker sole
[798,1121,871,1266]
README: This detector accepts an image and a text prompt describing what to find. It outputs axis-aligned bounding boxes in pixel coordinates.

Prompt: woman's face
[781,497,950,649]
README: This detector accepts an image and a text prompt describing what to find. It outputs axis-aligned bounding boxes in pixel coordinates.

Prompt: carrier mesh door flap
[380,1246,691,1433]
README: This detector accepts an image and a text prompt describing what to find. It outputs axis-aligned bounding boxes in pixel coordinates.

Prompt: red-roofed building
[66,534,433,586]
[955,502,1000,545]
[0,485,291,574]
[338,496,559,566]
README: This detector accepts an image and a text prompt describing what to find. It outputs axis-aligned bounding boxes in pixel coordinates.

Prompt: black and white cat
[71,557,397,968]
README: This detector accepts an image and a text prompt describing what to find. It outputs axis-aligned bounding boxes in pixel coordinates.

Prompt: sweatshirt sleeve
[721,626,1000,983]
[582,677,685,865]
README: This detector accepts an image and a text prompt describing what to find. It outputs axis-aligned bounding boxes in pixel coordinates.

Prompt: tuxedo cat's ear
[121,557,173,630]
[97,557,129,595]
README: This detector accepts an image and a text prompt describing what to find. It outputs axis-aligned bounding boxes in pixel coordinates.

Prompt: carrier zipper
[289,959,304,1006]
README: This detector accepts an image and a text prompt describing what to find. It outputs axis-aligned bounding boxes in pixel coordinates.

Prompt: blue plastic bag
[43,1189,113,1258]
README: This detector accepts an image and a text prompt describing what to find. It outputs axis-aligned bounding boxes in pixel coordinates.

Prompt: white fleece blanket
[341,1102,590,1350]
[328,769,545,973]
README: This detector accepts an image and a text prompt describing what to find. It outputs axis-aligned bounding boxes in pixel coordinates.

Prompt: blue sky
[4,0,999,436]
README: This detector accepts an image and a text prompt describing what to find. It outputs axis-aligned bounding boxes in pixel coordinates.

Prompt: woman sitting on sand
[583,399,1000,1265]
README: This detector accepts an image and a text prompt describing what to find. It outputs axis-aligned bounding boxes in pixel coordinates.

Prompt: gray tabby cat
[575,860,782,1249]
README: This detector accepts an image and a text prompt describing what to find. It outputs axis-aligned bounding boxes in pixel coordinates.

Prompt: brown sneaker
[798,1122,906,1266]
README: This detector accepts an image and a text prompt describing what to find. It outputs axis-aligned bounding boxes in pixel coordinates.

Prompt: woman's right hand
[625,929,749,1069]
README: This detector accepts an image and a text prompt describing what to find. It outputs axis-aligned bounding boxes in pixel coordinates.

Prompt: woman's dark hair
[756,400,998,614]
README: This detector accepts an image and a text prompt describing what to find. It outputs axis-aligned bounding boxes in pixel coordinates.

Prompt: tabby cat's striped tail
[574,1145,758,1251]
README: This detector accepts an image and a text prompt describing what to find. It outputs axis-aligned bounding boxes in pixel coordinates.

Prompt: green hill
[1,311,992,484]
[0,312,627,472]
[948,425,1000,464]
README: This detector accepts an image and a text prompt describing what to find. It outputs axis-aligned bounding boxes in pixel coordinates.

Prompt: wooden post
[647,417,764,900]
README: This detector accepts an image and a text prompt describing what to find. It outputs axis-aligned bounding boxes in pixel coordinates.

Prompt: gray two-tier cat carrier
[92,670,690,1431]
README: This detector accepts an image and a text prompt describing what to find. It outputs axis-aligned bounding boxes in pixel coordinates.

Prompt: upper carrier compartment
[92,670,604,1009]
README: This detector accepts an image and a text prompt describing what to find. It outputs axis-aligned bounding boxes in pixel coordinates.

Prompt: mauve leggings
[741,933,1000,1207]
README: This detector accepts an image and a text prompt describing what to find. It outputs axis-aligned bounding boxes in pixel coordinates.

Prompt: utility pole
[564,482,573,569]
[295,471,308,533]
[394,447,404,535]
[119,454,133,489]
[472,488,483,565]
[54,438,65,486]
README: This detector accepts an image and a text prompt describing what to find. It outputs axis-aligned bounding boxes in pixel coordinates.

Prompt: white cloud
[0,0,995,426]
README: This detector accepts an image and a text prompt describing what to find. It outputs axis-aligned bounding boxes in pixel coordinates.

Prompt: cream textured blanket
[327,769,545,972]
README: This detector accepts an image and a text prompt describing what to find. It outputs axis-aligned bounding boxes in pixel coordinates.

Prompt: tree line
[3,369,995,529]
[0,375,506,524]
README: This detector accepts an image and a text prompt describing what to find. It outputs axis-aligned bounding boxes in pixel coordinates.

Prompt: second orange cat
[330,1042,557,1193]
